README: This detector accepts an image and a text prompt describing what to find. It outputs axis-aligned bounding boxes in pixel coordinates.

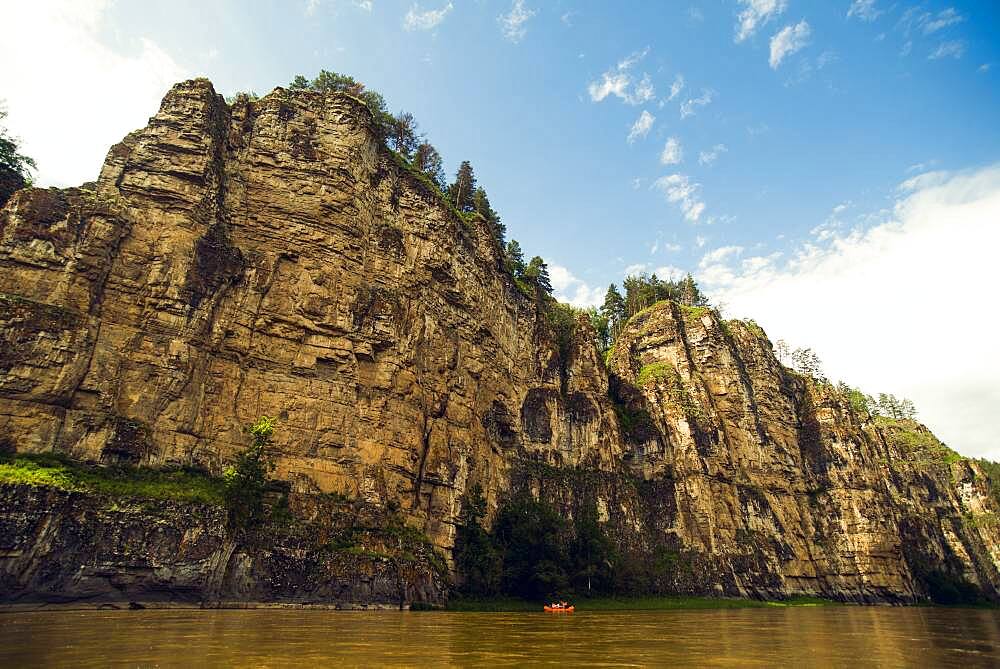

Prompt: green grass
[0,453,226,505]
[443,595,838,612]
[876,417,963,466]
[678,304,710,319]
[637,362,675,387]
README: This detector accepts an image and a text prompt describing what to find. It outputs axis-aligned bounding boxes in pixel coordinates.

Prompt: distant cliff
[1,79,997,607]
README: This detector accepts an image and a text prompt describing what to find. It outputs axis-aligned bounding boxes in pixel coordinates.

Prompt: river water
[2,606,999,667]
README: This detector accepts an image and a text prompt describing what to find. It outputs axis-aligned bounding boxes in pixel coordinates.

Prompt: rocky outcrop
[0,79,996,606]
[0,484,445,607]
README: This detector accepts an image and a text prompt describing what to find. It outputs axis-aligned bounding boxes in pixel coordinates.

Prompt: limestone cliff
[0,79,996,606]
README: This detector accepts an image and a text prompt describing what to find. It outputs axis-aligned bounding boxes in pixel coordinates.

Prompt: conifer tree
[449,161,476,212]
[389,111,418,159]
[413,142,445,187]
[602,284,626,342]
[505,239,526,277]
[680,273,707,307]
[472,187,505,245]
[525,256,552,294]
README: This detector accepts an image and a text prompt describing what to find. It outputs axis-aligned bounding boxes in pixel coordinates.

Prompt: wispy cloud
[922,8,964,34]
[735,0,787,43]
[980,63,993,73]
[627,110,655,144]
[403,2,453,31]
[660,136,683,165]
[785,49,837,86]
[587,48,655,105]
[680,89,715,118]
[847,0,881,22]
[498,0,536,43]
[668,74,685,102]
[929,40,965,60]
[653,174,706,222]
[698,144,728,166]
[769,20,811,69]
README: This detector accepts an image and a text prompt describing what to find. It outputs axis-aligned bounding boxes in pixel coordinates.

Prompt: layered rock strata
[0,79,996,605]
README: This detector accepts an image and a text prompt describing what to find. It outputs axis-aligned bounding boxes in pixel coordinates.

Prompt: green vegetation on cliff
[0,453,225,505]
[1,102,36,207]
[455,486,615,601]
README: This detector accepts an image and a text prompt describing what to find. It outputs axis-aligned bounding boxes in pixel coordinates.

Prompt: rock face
[0,79,997,605]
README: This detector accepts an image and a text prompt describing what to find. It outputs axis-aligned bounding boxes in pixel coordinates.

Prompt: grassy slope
[0,453,225,505]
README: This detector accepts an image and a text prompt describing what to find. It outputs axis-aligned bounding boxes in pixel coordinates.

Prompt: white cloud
[785,49,837,86]
[699,245,744,267]
[922,8,963,34]
[698,144,728,166]
[627,110,655,144]
[403,2,453,31]
[906,160,937,174]
[654,265,685,280]
[355,0,374,11]
[701,164,1000,459]
[623,263,648,277]
[769,20,811,69]
[587,48,655,105]
[632,74,655,105]
[668,74,685,102]
[660,137,683,165]
[498,0,536,43]
[980,63,993,73]
[735,0,787,43]
[305,0,321,15]
[0,0,188,187]
[680,89,715,118]
[664,243,682,253]
[653,174,706,222]
[929,40,965,60]
[847,0,881,22]
[549,265,605,307]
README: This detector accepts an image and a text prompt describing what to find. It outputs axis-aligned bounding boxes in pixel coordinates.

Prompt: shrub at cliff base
[455,487,617,601]
[223,416,277,532]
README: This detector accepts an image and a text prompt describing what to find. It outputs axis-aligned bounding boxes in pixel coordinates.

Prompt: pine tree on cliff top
[414,142,445,188]
[602,284,626,341]
[525,256,552,295]
[389,111,419,159]
[449,161,476,212]
[505,239,526,277]
[472,187,505,245]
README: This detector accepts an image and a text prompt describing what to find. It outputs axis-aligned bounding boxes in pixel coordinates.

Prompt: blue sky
[2,0,999,457]
[101,0,999,298]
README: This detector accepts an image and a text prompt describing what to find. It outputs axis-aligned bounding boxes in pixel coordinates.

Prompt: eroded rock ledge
[0,79,997,606]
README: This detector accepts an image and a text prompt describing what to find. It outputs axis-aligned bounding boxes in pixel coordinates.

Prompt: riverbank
[430,595,838,612]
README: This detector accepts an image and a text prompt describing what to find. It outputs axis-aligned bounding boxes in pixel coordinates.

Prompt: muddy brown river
[3,606,1000,667]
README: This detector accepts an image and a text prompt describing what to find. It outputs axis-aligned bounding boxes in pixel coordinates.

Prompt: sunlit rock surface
[0,80,996,605]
